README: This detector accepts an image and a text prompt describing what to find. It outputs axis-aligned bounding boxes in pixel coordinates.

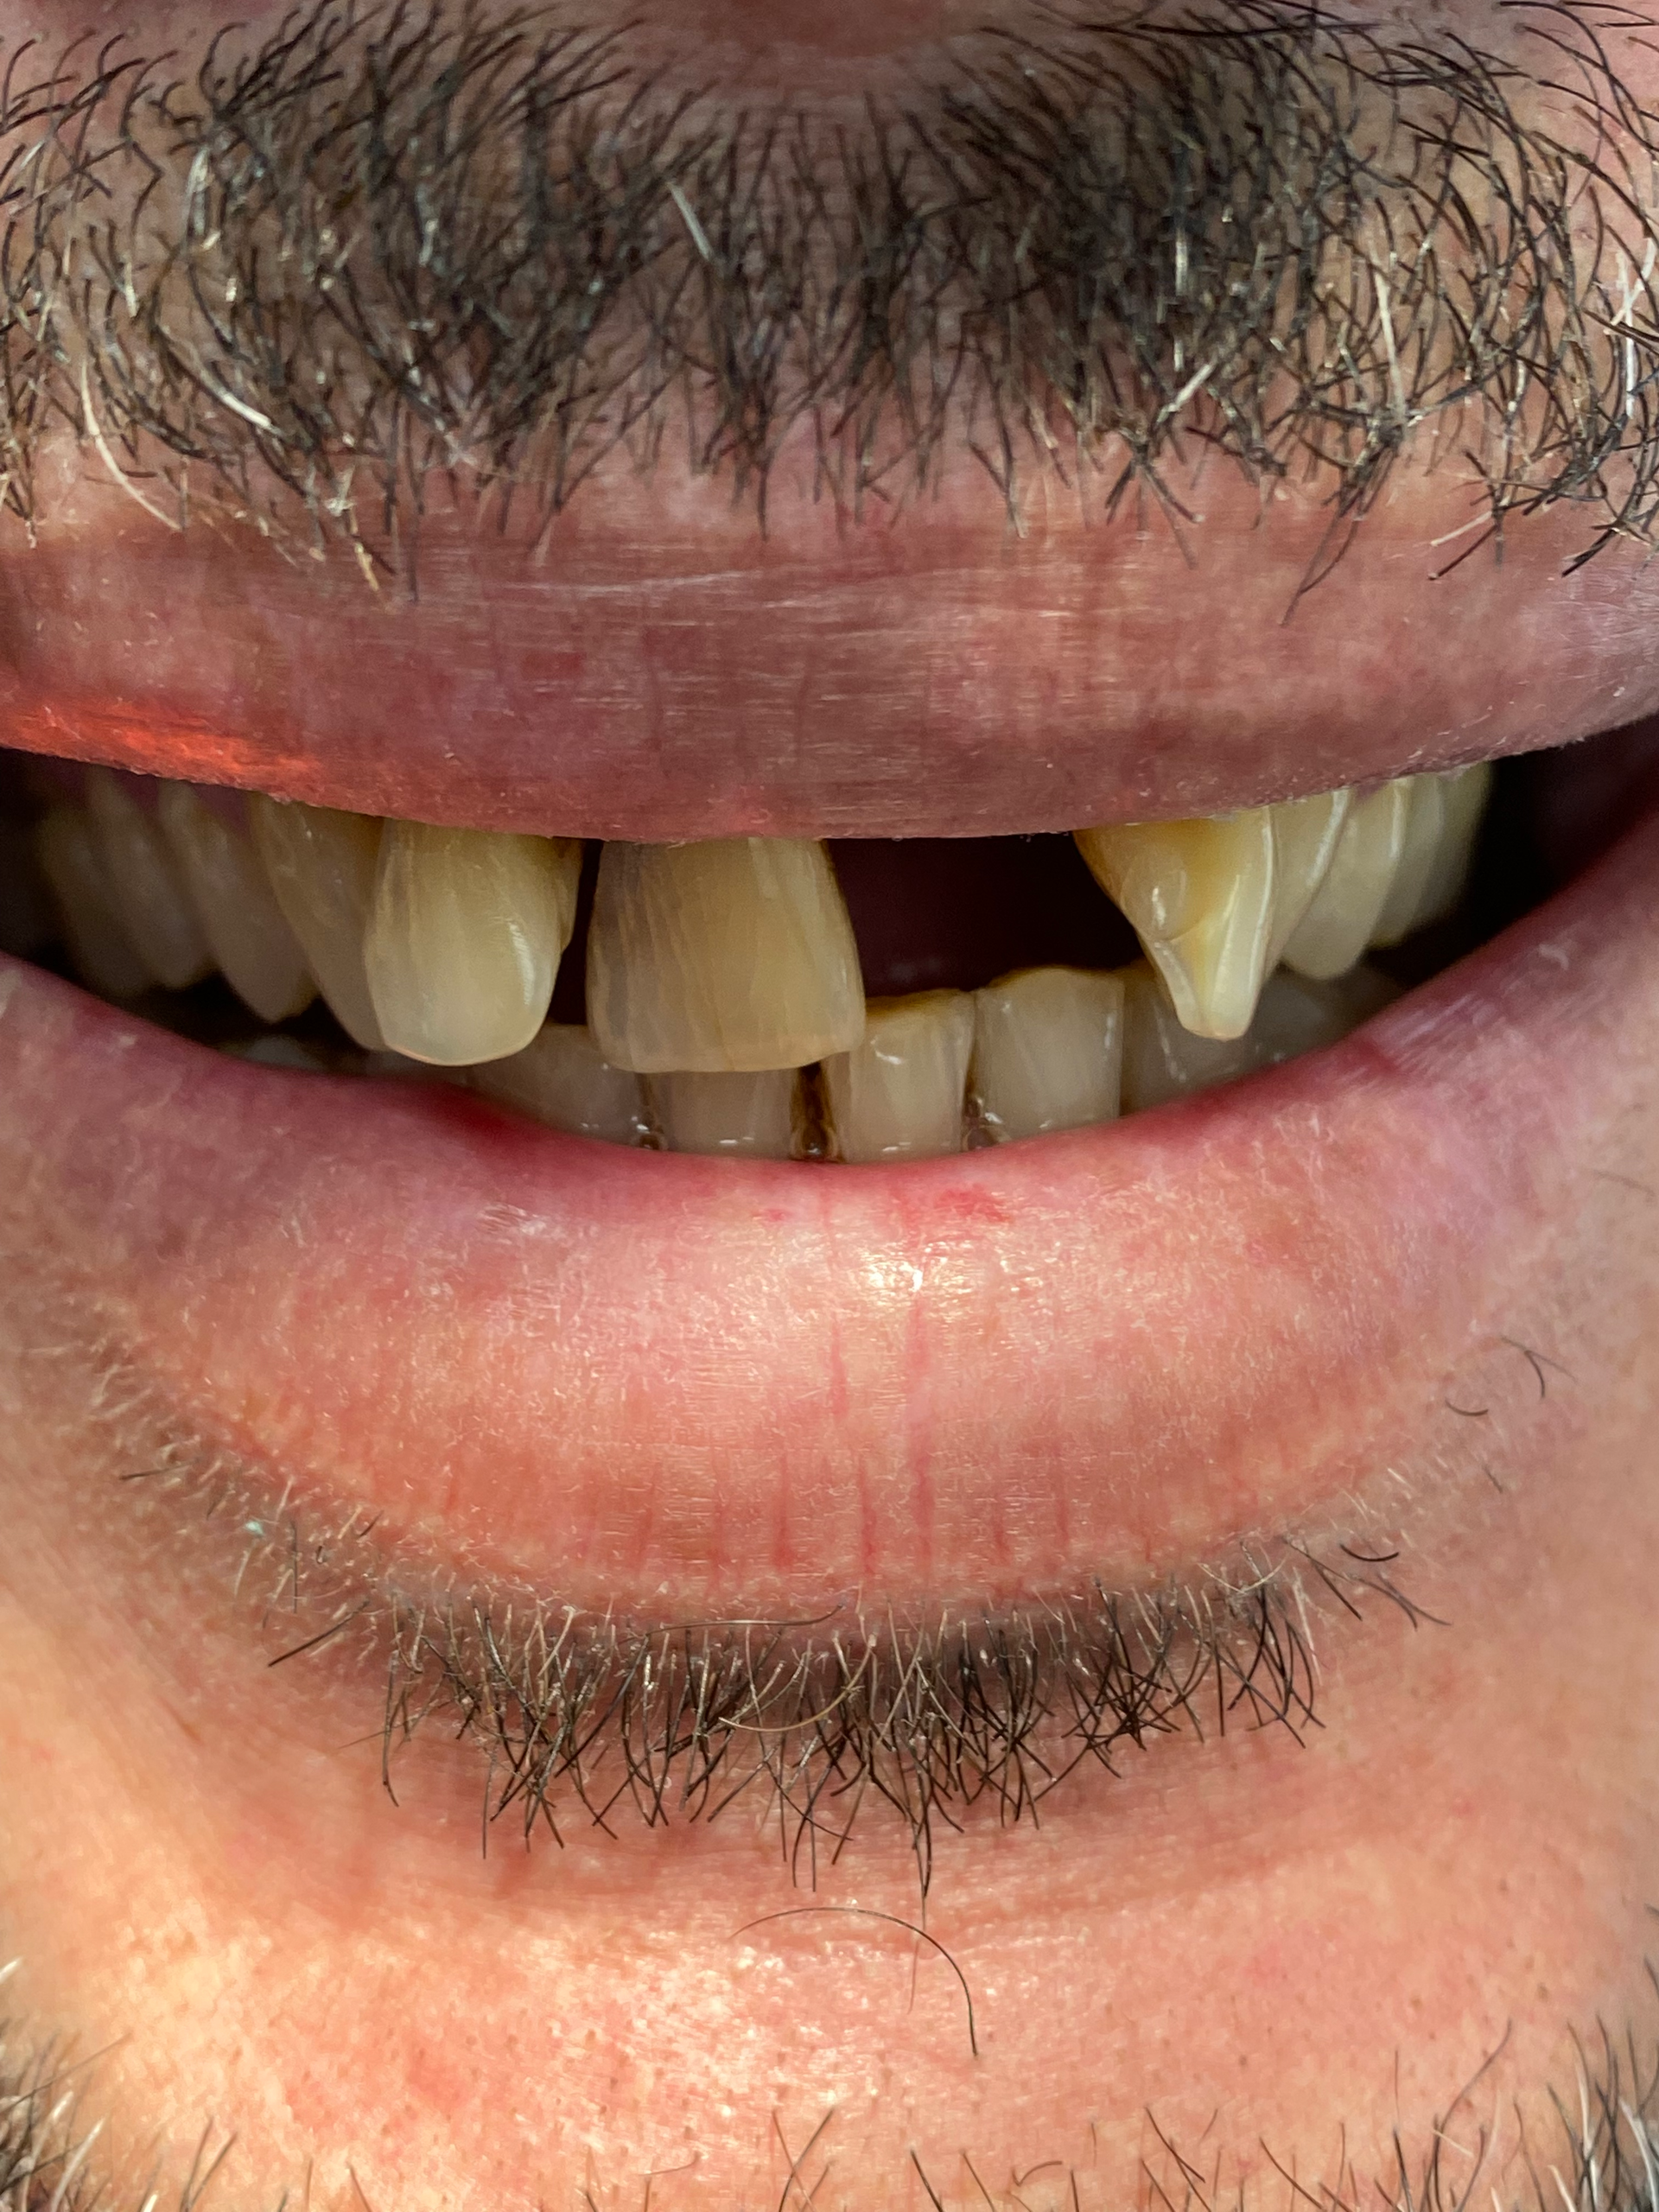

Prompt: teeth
[1074,808,1275,1041]
[821,990,974,1163]
[1120,960,1396,1113]
[363,820,582,1065]
[247,798,390,1051]
[82,768,213,991]
[1367,776,1447,948]
[1265,789,1352,969]
[650,1068,800,1158]
[587,837,865,1074]
[970,966,1125,1141]
[470,1024,650,1145]
[33,807,156,999]
[1279,780,1412,982]
[1385,762,1494,939]
[156,784,317,1024]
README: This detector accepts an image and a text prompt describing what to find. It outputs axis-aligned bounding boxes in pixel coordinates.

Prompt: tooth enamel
[1408,762,1494,932]
[363,820,582,1065]
[1265,789,1352,969]
[155,783,317,1024]
[1368,776,1448,947]
[471,1024,650,1145]
[1119,958,1395,1112]
[587,837,865,1074]
[33,807,156,998]
[1074,809,1275,1041]
[821,990,974,1163]
[82,767,213,991]
[1279,779,1412,981]
[248,798,391,1050]
[970,966,1124,1141]
[650,1067,800,1158]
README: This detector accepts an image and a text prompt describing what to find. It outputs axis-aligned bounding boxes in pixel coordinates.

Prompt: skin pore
[0,0,1657,2207]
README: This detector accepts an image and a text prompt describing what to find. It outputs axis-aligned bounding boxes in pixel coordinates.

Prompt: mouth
[2,716,1652,1646]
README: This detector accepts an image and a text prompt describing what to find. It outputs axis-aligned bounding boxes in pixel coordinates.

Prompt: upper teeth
[22,760,1492,1157]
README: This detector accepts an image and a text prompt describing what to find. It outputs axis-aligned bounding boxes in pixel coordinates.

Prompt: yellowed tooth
[1119,959,1399,1112]
[821,990,973,1163]
[156,783,316,1024]
[364,821,582,1066]
[470,1024,650,1145]
[1074,808,1275,1041]
[1410,762,1494,932]
[970,966,1124,1141]
[33,807,156,998]
[249,797,390,1049]
[1265,789,1352,969]
[83,767,213,990]
[587,836,864,1074]
[650,1067,800,1158]
[1279,779,1411,980]
[1368,776,1448,947]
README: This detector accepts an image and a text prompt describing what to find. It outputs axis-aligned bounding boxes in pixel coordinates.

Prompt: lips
[1,766,1651,1628]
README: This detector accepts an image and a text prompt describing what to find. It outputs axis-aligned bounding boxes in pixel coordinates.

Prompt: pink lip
[4,459,1659,839]
[2,799,1652,1612]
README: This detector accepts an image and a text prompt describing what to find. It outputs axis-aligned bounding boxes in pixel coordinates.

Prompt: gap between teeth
[22,764,1491,1159]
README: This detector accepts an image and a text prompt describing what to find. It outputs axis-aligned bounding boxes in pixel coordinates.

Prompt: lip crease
[6,448,1659,840]
[1,788,1652,1616]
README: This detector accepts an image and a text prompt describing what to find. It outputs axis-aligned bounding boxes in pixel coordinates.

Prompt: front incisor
[1075,809,1275,1041]
[822,990,974,1163]
[365,822,582,1066]
[588,837,865,1074]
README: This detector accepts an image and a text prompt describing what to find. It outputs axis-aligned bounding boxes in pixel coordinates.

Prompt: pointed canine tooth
[33,807,156,998]
[650,1067,799,1158]
[248,798,390,1050]
[1368,776,1447,948]
[1265,789,1352,969]
[363,821,581,1065]
[1411,762,1494,931]
[822,990,973,1163]
[1074,809,1274,1041]
[156,783,316,1024]
[971,966,1124,1141]
[472,1024,650,1145]
[83,767,213,990]
[1119,959,1399,1113]
[1279,780,1411,981]
[587,837,864,1074]
[1119,963,1262,1112]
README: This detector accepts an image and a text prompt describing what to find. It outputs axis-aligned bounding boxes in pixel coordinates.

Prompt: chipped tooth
[83,767,213,991]
[1411,762,1494,932]
[248,798,390,1051]
[970,966,1124,1141]
[587,836,865,1074]
[1265,789,1352,969]
[1368,776,1448,948]
[1074,808,1275,1042]
[1279,779,1411,981]
[650,1067,799,1158]
[156,783,316,1024]
[821,990,974,1164]
[33,807,156,999]
[363,820,582,1065]
[472,1024,651,1146]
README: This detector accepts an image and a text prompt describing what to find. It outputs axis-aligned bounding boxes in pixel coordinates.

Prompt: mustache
[1,0,1658,573]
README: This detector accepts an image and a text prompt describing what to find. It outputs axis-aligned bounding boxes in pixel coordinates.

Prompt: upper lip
[8,460,1655,838]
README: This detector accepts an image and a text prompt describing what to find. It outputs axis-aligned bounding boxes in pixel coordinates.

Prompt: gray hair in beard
[0,0,1657,578]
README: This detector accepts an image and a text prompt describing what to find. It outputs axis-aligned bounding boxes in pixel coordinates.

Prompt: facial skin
[0,2,1658,2209]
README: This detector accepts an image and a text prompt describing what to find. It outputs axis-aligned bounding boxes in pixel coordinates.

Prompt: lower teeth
[0,751,1503,1160]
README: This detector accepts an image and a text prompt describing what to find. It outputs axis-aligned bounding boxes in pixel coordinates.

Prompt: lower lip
[1,804,1652,1611]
